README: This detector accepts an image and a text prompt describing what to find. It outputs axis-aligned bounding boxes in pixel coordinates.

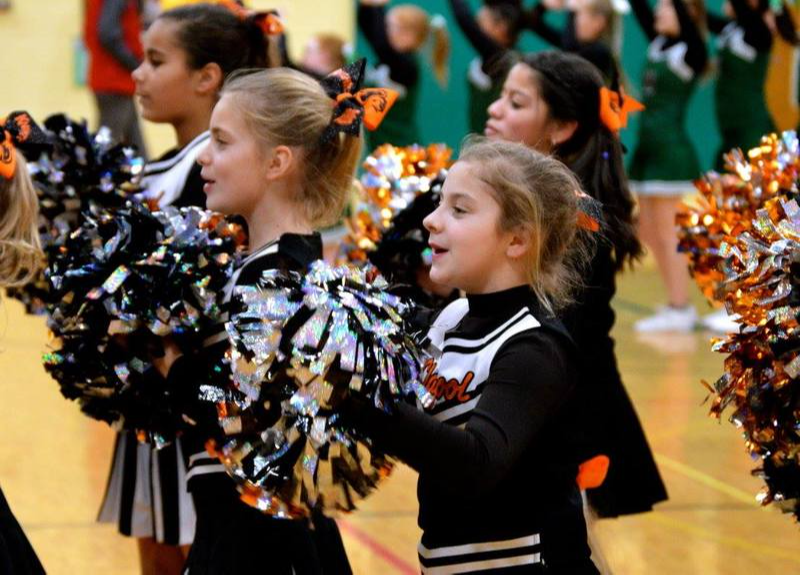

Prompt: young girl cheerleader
[155,61,396,573]
[357,0,450,148]
[447,0,523,133]
[342,137,597,573]
[485,50,668,519]
[628,0,708,333]
[707,0,796,167]
[0,111,48,575]
[529,0,623,84]
[97,4,271,574]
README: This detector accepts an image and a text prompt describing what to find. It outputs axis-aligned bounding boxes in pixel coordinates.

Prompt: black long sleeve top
[448,0,509,74]
[345,286,592,570]
[707,0,772,51]
[357,3,418,88]
[630,0,708,76]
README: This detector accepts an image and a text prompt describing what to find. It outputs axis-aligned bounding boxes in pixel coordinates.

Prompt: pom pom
[213,261,431,518]
[7,114,145,314]
[680,131,800,520]
[338,143,451,270]
[44,202,244,445]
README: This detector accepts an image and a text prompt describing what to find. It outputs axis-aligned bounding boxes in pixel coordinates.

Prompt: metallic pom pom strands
[338,143,451,265]
[44,203,244,445]
[679,131,800,520]
[216,261,431,518]
[7,114,145,314]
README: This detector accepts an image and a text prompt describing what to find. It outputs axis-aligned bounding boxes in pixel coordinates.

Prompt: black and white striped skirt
[98,431,196,546]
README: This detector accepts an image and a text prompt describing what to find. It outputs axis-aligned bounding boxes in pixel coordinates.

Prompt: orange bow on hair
[575,189,603,233]
[599,86,644,134]
[320,59,398,143]
[0,111,48,180]
[218,0,284,36]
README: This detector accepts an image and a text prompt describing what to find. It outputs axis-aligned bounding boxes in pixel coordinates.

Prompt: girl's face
[386,10,423,53]
[476,7,512,47]
[197,94,266,218]
[485,63,555,152]
[574,1,609,43]
[423,161,517,294]
[132,18,199,124]
[654,0,681,36]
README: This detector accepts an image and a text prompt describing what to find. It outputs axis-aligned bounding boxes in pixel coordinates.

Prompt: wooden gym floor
[1,1,799,574]
[3,256,800,575]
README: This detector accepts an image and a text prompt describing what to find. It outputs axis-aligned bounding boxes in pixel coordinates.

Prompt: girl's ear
[264,145,296,182]
[549,119,579,148]
[506,226,533,260]
[195,62,224,97]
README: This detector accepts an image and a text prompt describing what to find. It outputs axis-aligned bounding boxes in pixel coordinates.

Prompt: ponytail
[0,156,42,287]
[429,16,451,87]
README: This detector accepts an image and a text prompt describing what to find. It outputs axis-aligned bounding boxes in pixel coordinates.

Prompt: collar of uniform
[466,285,537,318]
[275,232,323,268]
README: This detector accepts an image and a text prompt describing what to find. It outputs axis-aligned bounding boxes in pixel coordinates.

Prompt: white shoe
[700,308,740,334]
[634,305,698,333]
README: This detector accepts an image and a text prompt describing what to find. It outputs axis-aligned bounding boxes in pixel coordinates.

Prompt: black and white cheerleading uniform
[346,286,597,574]
[167,233,351,575]
[97,131,209,546]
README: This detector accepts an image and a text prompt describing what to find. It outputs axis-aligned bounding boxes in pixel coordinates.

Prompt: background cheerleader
[96,5,270,574]
[446,0,524,133]
[628,0,708,333]
[357,0,450,148]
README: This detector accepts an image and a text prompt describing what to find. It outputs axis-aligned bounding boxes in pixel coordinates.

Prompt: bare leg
[137,538,187,575]
[653,196,690,308]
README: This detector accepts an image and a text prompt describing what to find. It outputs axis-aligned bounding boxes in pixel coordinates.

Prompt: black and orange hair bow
[599,86,644,135]
[576,189,603,233]
[218,0,284,36]
[0,111,49,180]
[319,58,398,144]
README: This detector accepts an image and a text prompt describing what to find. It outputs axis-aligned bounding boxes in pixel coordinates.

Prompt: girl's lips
[430,244,448,260]
[203,180,215,194]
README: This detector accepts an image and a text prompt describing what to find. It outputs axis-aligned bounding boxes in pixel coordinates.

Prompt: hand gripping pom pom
[6,114,145,314]
[43,202,245,446]
[213,261,432,518]
[679,131,800,520]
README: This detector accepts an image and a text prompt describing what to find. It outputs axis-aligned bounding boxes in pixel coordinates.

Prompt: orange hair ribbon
[0,112,47,180]
[320,59,399,143]
[599,86,644,134]
[217,0,284,36]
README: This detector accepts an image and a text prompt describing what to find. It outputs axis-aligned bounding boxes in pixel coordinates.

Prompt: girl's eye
[452,205,467,215]
[510,99,523,110]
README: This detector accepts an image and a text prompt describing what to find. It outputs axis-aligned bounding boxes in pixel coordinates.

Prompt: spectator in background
[84,0,148,157]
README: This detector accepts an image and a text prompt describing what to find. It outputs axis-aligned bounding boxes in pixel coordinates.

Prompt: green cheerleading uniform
[365,62,420,149]
[714,24,774,167]
[629,38,702,193]
[467,57,502,135]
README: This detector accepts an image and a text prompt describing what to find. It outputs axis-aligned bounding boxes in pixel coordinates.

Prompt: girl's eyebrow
[445,191,476,205]
[146,47,166,58]
[210,126,232,137]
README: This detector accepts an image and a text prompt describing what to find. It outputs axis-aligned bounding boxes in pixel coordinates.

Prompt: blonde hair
[389,5,450,87]
[222,68,361,227]
[0,156,42,287]
[458,137,592,313]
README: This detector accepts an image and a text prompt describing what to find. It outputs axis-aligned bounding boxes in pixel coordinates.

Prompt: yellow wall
[0,0,352,156]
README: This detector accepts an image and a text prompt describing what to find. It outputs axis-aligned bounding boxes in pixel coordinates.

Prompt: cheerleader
[528,0,623,84]
[707,0,796,167]
[152,61,396,573]
[0,112,48,574]
[447,0,523,133]
[485,50,668,519]
[96,4,270,573]
[343,138,597,573]
[357,0,450,148]
[628,0,708,333]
